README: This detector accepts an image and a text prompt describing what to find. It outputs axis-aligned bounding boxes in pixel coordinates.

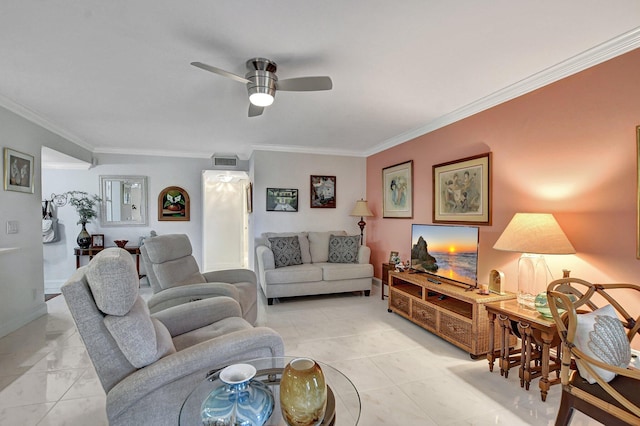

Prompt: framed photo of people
[432,152,492,225]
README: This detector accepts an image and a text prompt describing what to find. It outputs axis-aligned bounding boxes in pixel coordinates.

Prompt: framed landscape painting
[432,152,492,225]
[382,160,413,218]
[266,188,298,212]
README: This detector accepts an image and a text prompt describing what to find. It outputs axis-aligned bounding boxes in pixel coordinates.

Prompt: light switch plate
[6,221,18,234]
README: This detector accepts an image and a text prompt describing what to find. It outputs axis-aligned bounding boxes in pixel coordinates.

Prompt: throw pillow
[328,235,360,263]
[268,236,303,268]
[574,304,631,384]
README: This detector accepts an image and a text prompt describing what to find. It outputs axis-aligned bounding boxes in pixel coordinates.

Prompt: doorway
[202,170,250,271]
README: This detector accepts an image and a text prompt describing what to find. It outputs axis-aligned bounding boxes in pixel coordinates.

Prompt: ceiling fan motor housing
[246,58,278,105]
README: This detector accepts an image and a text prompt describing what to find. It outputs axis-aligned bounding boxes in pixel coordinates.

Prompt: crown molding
[251,143,366,157]
[366,26,640,157]
[0,93,93,151]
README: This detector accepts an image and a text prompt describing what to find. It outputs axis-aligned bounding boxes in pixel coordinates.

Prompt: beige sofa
[255,231,373,305]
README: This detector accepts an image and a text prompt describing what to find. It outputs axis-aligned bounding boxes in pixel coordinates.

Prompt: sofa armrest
[255,245,275,287]
[203,269,257,285]
[106,327,284,420]
[146,282,240,314]
[151,296,242,336]
[358,245,371,264]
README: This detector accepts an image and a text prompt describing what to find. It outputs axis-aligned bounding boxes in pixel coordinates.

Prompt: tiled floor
[0,283,603,425]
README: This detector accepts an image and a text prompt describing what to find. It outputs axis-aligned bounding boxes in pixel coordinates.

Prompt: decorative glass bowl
[201,363,274,426]
[114,240,128,248]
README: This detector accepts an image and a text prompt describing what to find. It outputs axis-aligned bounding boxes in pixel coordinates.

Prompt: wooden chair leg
[554,389,574,426]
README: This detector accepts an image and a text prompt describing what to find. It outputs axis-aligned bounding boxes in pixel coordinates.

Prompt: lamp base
[517,253,548,310]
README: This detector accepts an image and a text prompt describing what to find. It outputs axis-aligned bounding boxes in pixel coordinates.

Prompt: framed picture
[389,251,400,264]
[246,182,253,213]
[158,186,190,221]
[3,148,34,194]
[433,152,492,225]
[382,160,413,218]
[310,175,336,208]
[266,188,298,212]
[91,234,104,248]
[637,126,640,258]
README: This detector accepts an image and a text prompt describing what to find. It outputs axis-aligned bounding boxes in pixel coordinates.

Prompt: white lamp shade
[350,199,373,217]
[493,213,575,254]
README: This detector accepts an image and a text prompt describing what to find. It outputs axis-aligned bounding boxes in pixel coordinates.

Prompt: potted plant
[64,191,101,249]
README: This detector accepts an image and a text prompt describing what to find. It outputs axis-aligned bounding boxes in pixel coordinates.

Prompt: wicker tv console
[387,270,515,358]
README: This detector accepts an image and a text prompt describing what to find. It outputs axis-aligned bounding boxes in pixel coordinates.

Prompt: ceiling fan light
[249,92,274,107]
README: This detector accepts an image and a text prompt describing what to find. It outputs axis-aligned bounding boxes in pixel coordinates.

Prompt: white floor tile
[0,285,608,425]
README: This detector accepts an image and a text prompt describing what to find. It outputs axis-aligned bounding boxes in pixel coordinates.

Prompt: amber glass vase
[280,358,327,426]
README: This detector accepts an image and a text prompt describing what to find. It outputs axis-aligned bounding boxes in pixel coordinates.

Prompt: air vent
[213,156,238,167]
[210,153,249,171]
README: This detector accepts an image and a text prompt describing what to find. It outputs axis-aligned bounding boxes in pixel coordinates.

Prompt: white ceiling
[2,1,640,160]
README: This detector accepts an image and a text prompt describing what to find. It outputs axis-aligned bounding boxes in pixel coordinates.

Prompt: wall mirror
[100,175,148,226]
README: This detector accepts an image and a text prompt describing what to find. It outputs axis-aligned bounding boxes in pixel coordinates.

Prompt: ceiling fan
[191,57,332,117]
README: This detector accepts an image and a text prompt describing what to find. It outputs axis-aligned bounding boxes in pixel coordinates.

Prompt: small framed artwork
[246,182,253,213]
[382,160,413,218]
[91,234,104,248]
[433,152,492,225]
[310,175,336,208]
[266,188,298,212]
[389,251,400,264]
[4,148,35,194]
[158,186,190,221]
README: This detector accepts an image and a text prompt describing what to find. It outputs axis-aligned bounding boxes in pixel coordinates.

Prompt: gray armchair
[141,233,257,324]
[62,248,283,426]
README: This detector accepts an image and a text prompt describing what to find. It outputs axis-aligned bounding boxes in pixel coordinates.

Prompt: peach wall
[366,48,640,299]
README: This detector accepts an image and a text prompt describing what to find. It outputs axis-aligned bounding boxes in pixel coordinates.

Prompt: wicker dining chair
[547,278,640,426]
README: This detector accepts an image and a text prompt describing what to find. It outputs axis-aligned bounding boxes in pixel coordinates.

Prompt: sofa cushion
[308,231,347,263]
[328,235,360,263]
[268,236,303,268]
[574,304,631,384]
[264,264,323,284]
[320,263,374,281]
[264,232,311,264]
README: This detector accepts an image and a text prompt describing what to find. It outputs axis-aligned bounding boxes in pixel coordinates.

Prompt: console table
[485,299,561,402]
[387,270,515,358]
[74,246,144,278]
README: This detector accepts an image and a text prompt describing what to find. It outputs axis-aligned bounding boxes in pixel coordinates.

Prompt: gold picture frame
[433,152,492,225]
[382,160,413,218]
[637,126,640,258]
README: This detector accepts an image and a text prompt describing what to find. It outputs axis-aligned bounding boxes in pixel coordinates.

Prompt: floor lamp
[493,213,575,309]
[350,199,374,245]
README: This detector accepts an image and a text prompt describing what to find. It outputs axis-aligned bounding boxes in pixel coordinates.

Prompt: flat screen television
[410,224,479,289]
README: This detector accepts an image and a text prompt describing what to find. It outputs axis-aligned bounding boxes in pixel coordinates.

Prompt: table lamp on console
[493,213,575,309]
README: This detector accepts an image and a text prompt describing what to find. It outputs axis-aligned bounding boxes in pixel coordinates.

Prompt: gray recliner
[62,248,284,426]
[140,234,257,324]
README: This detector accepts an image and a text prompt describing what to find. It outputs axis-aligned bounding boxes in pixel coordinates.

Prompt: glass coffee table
[180,357,361,425]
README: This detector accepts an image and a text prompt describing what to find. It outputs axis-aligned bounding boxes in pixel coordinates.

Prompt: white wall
[42,153,211,292]
[0,105,93,338]
[251,150,368,238]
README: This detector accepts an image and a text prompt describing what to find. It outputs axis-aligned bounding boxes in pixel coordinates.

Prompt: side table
[381,263,394,299]
[486,300,561,401]
[74,246,145,279]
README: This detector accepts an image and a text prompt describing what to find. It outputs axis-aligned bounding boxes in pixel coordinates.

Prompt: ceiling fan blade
[248,103,264,117]
[190,62,250,84]
[276,76,333,92]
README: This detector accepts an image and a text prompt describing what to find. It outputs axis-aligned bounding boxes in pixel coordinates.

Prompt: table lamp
[350,199,374,245]
[493,213,575,308]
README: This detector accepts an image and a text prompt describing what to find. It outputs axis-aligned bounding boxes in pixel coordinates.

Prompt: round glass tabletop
[179,356,361,425]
